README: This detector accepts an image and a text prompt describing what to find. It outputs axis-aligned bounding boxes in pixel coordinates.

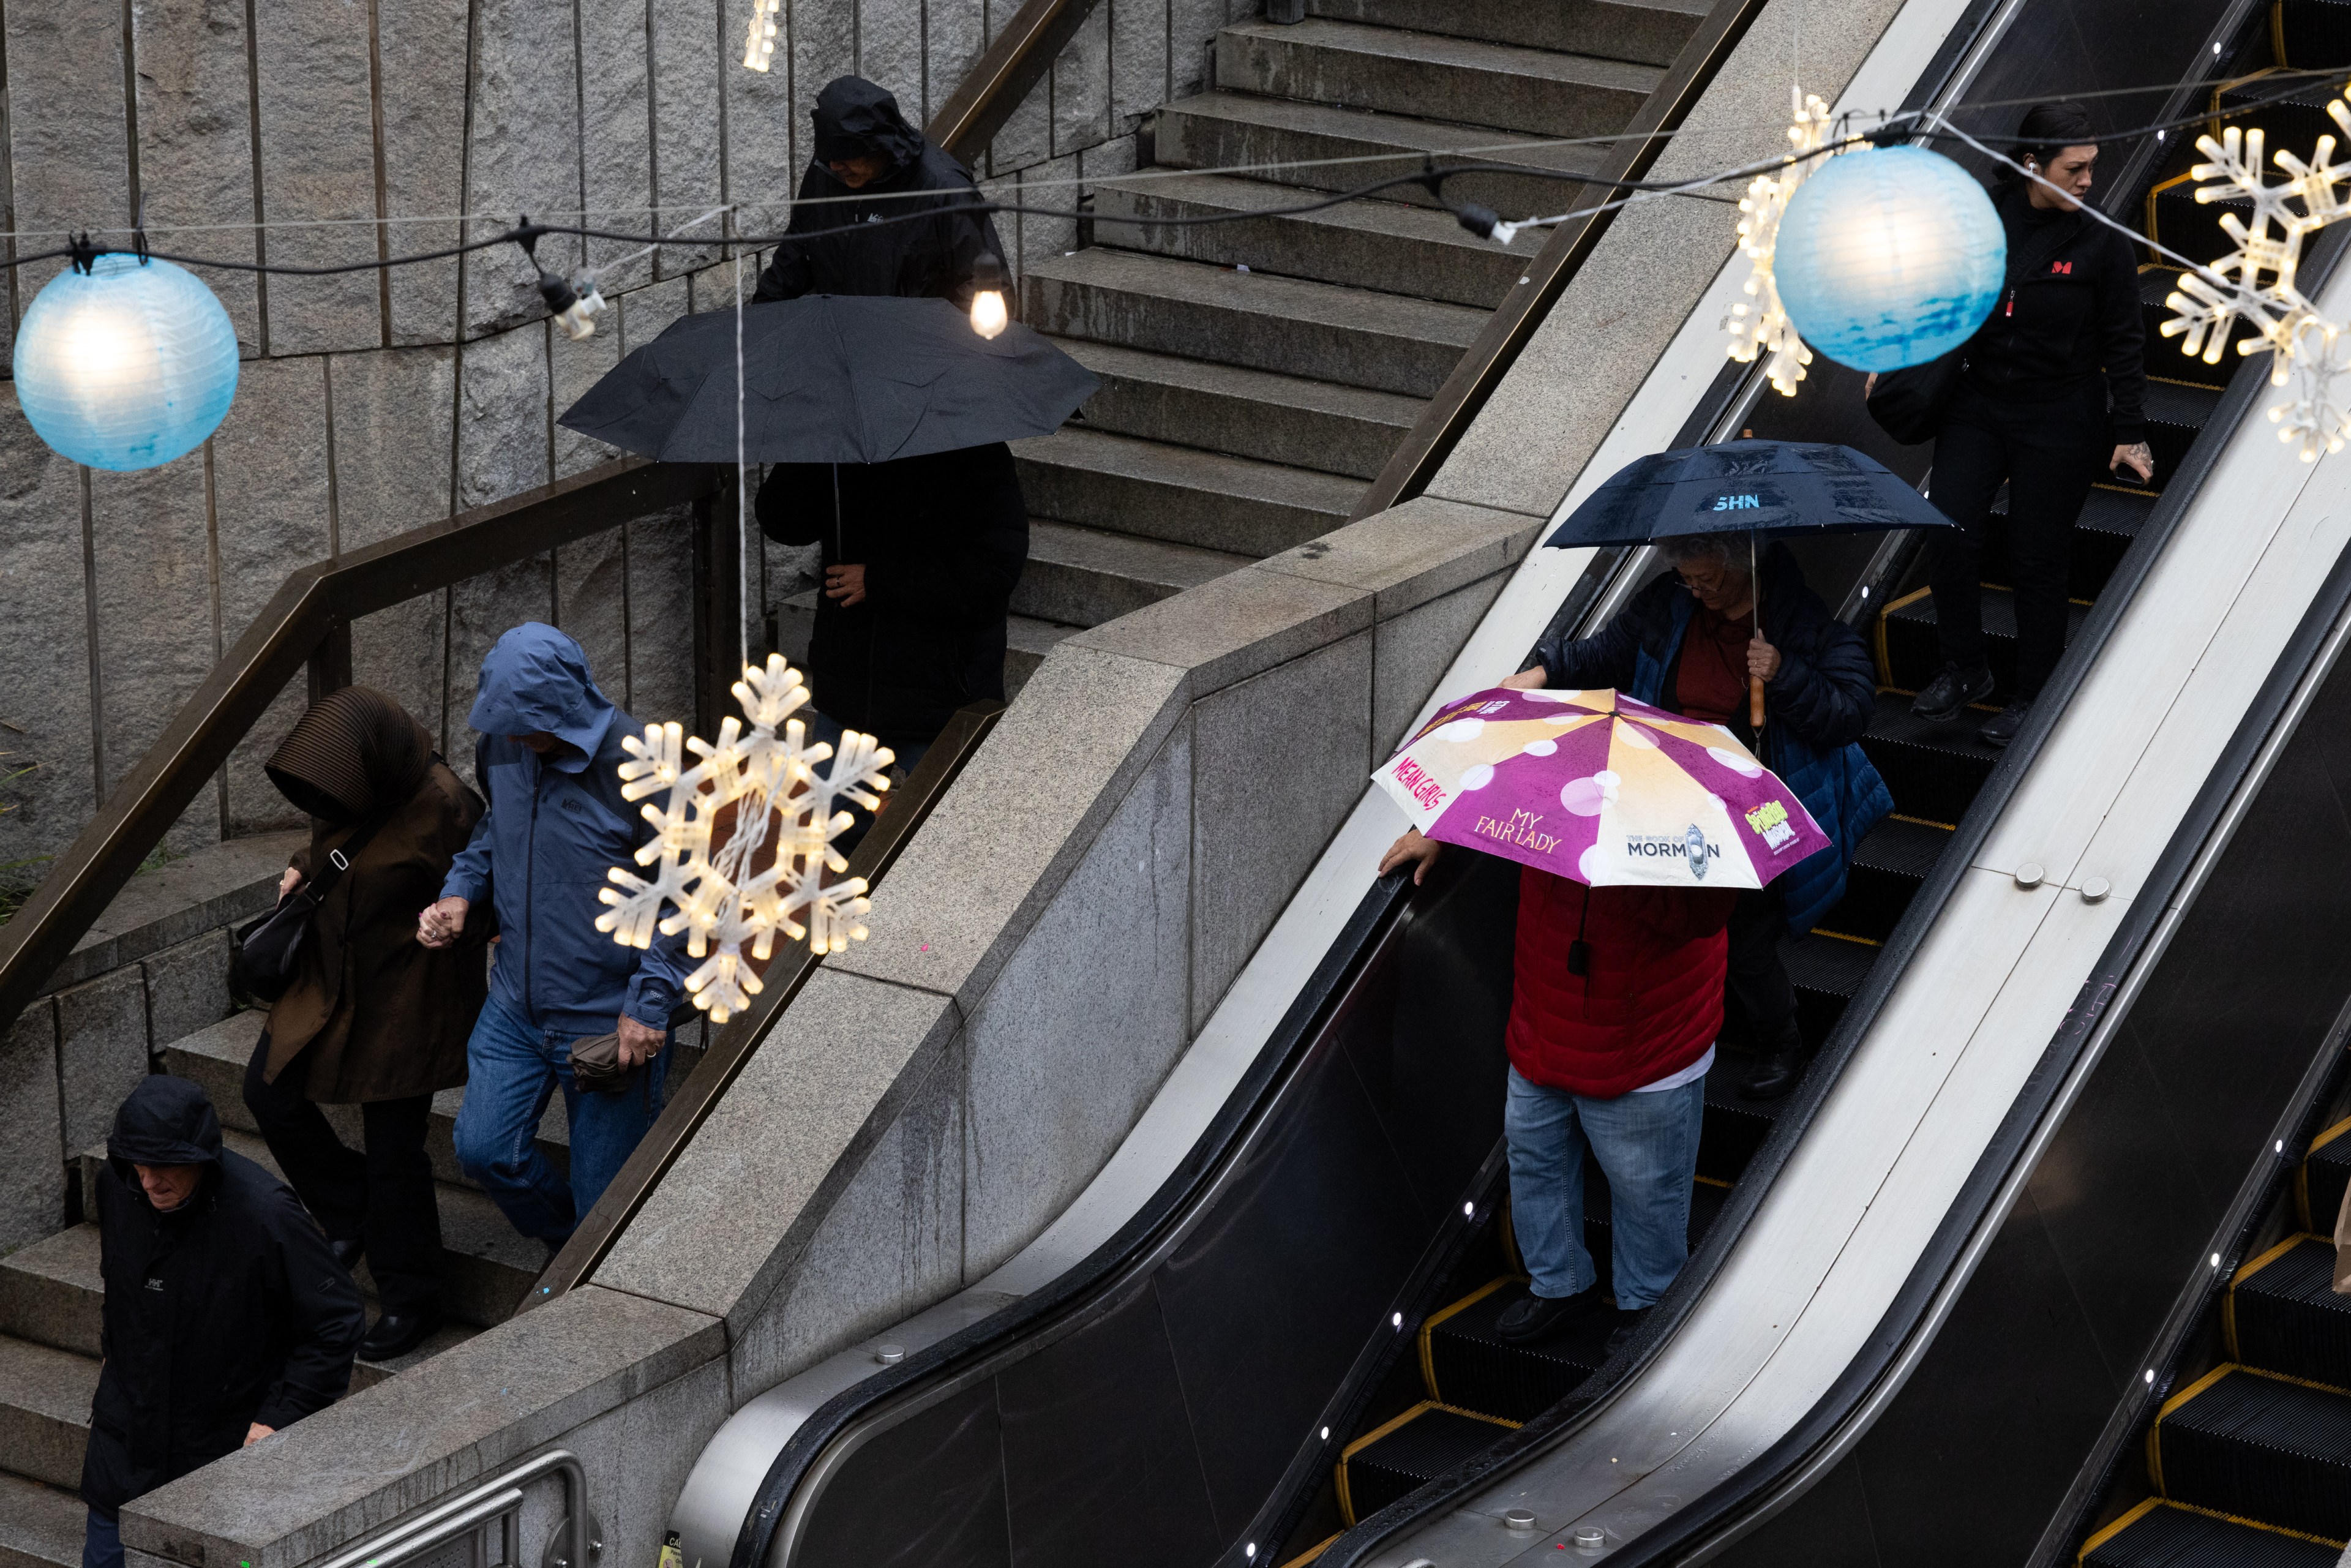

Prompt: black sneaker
[1494,1285,1605,1345]
[1910,662,1995,723]
[1978,700,2030,748]
[1604,1307,1652,1356]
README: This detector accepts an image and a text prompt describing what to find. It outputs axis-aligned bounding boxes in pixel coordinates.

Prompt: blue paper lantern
[12,255,239,471]
[1774,145,2006,373]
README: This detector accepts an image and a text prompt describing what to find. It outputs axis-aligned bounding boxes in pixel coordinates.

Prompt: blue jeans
[452,996,669,1244]
[1505,1065,1705,1310]
[84,1509,122,1568]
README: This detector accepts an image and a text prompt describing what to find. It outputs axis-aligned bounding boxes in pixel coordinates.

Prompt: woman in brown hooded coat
[242,686,488,1361]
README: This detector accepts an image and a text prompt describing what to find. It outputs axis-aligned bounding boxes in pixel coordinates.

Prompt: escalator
[672,1,2351,1564]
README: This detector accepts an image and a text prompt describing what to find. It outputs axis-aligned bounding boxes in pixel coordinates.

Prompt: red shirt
[1669,603,1753,725]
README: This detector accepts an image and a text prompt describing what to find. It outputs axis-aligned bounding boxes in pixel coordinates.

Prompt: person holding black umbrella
[754,75,1005,307]
[1504,535,1889,1100]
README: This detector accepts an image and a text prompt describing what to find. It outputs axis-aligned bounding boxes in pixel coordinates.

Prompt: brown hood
[265,685,434,827]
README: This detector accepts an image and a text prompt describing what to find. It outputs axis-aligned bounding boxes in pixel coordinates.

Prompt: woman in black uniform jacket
[1905,101,2156,746]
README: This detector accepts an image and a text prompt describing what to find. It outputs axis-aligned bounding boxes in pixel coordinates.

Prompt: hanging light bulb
[12,244,240,471]
[538,266,607,340]
[741,0,780,70]
[969,252,1009,339]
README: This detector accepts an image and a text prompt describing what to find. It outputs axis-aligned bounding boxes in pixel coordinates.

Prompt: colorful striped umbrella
[1373,686,1831,890]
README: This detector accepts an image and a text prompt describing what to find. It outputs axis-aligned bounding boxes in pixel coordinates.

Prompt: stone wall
[0,0,1240,885]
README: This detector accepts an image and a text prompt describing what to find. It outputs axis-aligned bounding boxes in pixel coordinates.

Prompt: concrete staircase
[1004,0,1709,661]
[0,1011,566,1563]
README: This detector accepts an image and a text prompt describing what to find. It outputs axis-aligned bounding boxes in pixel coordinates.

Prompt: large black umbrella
[558,294,1098,463]
[1543,439,1954,550]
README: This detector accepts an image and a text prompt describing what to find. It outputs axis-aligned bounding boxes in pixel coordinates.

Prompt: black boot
[1494,1285,1604,1345]
[359,1307,443,1362]
[1739,1045,1810,1100]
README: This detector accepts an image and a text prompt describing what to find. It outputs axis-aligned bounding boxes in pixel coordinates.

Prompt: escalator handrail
[1614,421,2351,1568]
[726,872,1415,1568]
[1316,5,2300,1560]
[2027,992,2351,1567]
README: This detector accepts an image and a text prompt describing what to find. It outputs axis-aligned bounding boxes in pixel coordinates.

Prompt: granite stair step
[1013,426,1362,556]
[1303,0,1708,67]
[1014,519,1251,628]
[0,1469,84,1568]
[76,1131,542,1329]
[1057,337,1423,480]
[1155,89,1608,217]
[163,1011,571,1193]
[1022,248,1484,398]
[1216,18,1662,141]
[1090,172,1542,309]
[0,1335,97,1490]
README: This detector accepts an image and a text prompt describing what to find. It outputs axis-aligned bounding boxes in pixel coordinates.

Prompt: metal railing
[313,1450,596,1568]
[0,457,726,1044]
[924,0,1102,162]
[1348,0,1774,520]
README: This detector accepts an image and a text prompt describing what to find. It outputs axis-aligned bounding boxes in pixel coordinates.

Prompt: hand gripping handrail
[312,1450,591,1568]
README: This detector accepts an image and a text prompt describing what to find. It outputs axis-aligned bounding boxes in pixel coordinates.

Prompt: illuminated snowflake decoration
[2164,98,2351,460]
[594,654,893,1023]
[1724,89,1837,396]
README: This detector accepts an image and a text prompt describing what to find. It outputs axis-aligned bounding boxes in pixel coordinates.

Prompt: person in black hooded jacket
[752,80,1029,762]
[80,1076,364,1568]
[1903,100,2154,748]
[752,75,1005,306]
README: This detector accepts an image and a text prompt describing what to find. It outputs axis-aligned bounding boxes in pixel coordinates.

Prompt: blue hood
[467,623,616,771]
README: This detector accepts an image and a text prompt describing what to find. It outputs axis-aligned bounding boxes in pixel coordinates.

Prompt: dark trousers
[243,1031,442,1317]
[1925,383,2106,700]
[1727,889,1804,1057]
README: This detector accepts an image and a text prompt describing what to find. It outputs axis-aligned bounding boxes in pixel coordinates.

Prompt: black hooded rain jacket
[753,76,1005,305]
[81,1076,365,1517]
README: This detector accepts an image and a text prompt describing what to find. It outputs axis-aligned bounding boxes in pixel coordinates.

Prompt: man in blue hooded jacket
[418,624,690,1246]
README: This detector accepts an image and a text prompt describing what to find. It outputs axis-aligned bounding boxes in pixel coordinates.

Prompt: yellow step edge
[2300,1116,2351,1231]
[1335,1401,1521,1526]
[1419,1275,1521,1404]
[2151,1497,2346,1553]
[1279,1534,1341,1568]
[2147,1362,2237,1493]
[2078,1495,2166,1562]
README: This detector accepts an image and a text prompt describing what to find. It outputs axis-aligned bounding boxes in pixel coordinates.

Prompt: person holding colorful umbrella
[1376,683,1831,1352]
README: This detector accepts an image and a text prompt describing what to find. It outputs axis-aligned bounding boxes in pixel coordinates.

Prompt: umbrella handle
[1750,675,1766,730]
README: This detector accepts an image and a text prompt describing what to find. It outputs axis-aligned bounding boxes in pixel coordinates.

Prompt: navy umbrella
[1542,439,1954,550]
[558,293,1098,465]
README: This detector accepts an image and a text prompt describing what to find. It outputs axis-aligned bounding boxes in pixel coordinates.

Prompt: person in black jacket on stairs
[80,1076,364,1568]
[1905,101,2155,747]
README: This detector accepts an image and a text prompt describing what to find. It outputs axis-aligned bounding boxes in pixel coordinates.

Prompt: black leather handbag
[1865,351,1964,445]
[228,814,390,1008]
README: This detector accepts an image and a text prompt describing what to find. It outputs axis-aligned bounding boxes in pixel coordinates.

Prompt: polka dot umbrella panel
[1374,687,1830,891]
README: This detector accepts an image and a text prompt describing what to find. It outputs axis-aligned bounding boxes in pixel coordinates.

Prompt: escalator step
[1421,1277,1610,1422]
[2274,0,2351,70]
[1883,587,2090,701]
[2143,380,2221,487]
[2303,1119,2351,1232]
[2232,1237,2351,1389]
[1859,691,2003,825]
[1700,1073,1779,1174]
[2081,1497,2339,1568]
[1786,932,1878,1042]
[2154,1366,2351,1540]
[1337,1401,1517,1524]
[1820,815,1952,943]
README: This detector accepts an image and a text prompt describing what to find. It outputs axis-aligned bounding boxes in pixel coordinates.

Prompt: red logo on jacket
[2050,261,2072,274]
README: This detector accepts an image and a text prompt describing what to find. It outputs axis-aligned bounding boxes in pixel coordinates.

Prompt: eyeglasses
[1677,566,1731,596]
